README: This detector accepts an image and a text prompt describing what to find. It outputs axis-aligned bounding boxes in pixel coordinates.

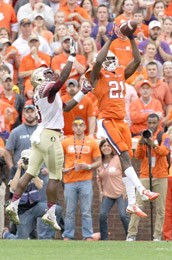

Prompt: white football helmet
[102,50,119,72]
[31,68,53,88]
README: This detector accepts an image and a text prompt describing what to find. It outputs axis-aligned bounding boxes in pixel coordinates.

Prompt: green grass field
[0,240,172,260]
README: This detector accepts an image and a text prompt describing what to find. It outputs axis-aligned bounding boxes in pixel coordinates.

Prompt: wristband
[73,90,85,103]
[68,55,76,62]
[87,164,92,170]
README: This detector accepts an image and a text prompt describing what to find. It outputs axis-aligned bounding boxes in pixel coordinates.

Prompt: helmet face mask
[31,68,54,88]
[102,51,119,72]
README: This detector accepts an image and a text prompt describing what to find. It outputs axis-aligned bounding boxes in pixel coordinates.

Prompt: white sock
[11,199,20,210]
[123,177,136,205]
[47,204,56,216]
[124,167,145,195]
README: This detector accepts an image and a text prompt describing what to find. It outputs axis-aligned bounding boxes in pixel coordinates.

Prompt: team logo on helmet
[31,68,54,88]
[102,50,119,72]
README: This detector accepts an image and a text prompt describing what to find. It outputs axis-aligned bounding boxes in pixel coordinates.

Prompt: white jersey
[33,81,64,129]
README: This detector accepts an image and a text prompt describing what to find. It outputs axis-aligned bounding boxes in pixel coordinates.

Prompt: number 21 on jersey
[109,80,125,99]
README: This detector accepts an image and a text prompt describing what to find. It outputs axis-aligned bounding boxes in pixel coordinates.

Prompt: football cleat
[126,203,148,218]
[141,189,160,201]
[42,212,61,231]
[6,203,20,225]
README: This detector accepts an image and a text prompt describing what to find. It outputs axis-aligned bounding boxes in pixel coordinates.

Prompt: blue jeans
[99,195,129,240]
[63,180,93,239]
[4,202,63,239]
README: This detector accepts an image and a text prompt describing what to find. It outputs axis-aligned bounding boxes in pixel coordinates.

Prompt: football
[119,20,137,36]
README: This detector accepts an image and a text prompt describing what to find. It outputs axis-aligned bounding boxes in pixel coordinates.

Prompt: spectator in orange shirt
[133,8,149,42]
[134,61,172,126]
[61,116,101,240]
[163,0,172,17]
[114,0,134,26]
[19,34,51,87]
[0,99,18,134]
[0,0,18,42]
[51,36,86,96]
[58,0,91,31]
[127,113,169,241]
[0,38,20,85]
[32,13,54,45]
[129,80,163,136]
[80,0,98,23]
[0,74,25,128]
[61,78,96,138]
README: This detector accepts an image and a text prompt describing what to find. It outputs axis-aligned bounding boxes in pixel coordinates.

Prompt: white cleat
[6,203,20,225]
[42,212,61,231]
[141,189,160,201]
[126,203,148,218]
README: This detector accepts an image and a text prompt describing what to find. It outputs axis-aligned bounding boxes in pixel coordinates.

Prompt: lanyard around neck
[74,136,85,160]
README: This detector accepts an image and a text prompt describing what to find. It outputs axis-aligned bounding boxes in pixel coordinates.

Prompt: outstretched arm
[89,25,118,88]
[125,37,141,80]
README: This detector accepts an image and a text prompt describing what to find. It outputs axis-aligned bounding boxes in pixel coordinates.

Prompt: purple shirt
[91,22,113,47]
[138,39,172,64]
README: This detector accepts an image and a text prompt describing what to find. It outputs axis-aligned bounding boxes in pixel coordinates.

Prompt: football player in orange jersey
[85,26,160,218]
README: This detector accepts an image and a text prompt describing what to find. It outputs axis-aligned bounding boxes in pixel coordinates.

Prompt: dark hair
[118,0,134,16]
[80,0,97,19]
[97,4,108,13]
[146,61,158,68]
[153,0,165,9]
[99,139,114,161]
[147,113,160,121]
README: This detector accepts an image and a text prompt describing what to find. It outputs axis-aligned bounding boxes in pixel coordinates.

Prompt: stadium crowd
[0,0,172,241]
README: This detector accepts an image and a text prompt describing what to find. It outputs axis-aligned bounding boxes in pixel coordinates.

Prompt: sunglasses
[73,120,85,125]
[24,105,35,110]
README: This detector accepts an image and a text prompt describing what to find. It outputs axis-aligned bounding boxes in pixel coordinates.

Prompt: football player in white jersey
[6,38,92,231]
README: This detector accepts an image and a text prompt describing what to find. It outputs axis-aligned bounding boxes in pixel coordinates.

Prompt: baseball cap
[20,18,32,26]
[61,36,72,43]
[34,13,44,19]
[24,104,35,111]
[2,74,13,82]
[148,21,161,30]
[21,149,30,159]
[28,34,39,42]
[66,78,78,87]
[140,80,152,88]
[0,38,11,45]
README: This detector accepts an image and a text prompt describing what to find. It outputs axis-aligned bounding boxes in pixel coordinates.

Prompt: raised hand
[109,23,118,41]
[70,37,76,57]
[81,79,92,94]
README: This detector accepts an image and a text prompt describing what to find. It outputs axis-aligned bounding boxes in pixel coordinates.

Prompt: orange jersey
[126,67,148,85]
[134,23,149,38]
[135,131,170,178]
[19,51,51,87]
[59,0,98,7]
[24,79,33,100]
[0,2,17,32]
[134,79,172,108]
[164,2,172,16]
[61,93,96,136]
[62,135,101,183]
[0,137,5,149]
[86,67,126,120]
[51,53,86,96]
[129,97,163,134]
[109,38,135,67]
[167,107,172,122]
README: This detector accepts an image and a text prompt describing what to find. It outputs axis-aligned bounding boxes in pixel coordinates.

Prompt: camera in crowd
[142,129,153,139]
[22,157,29,165]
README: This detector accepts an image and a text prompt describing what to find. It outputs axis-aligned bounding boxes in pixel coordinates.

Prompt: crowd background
[0,0,172,240]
